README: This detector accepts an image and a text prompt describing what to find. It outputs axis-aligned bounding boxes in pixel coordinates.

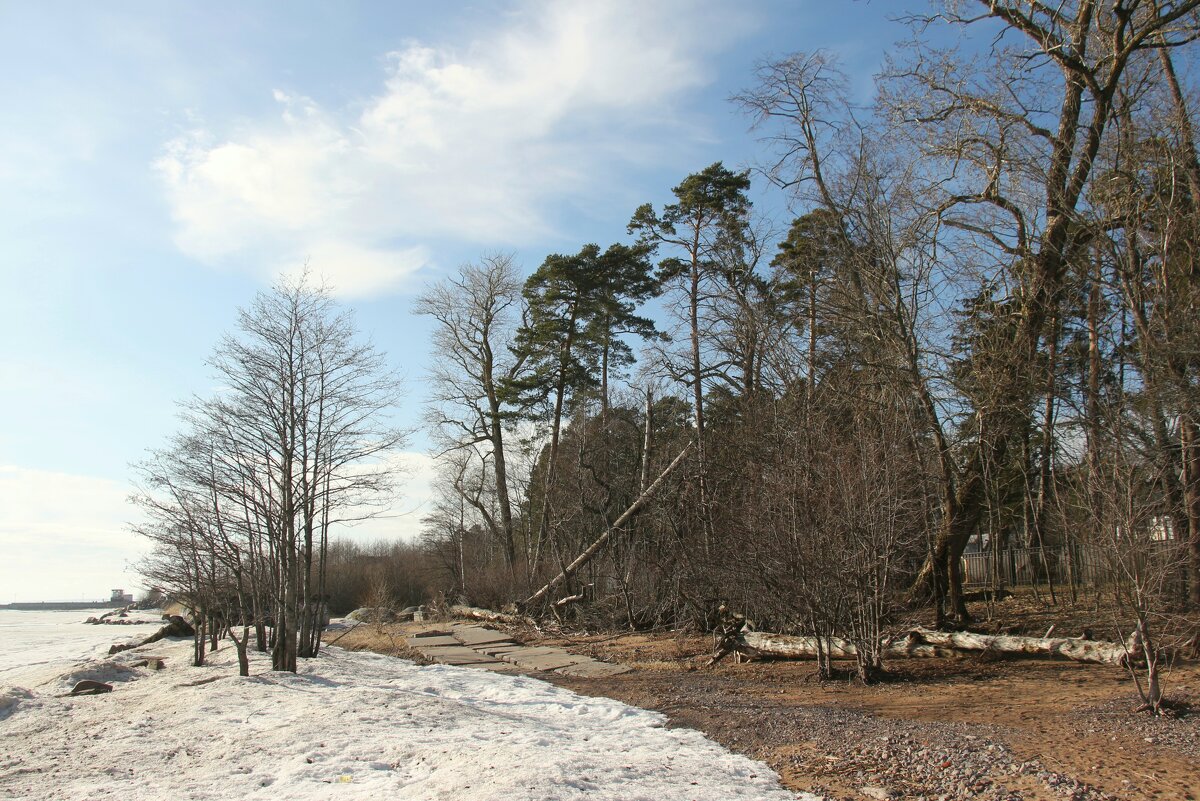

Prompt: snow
[0,618,814,800]
[0,609,164,688]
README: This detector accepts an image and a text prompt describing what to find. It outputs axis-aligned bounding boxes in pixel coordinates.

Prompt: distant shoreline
[0,602,113,611]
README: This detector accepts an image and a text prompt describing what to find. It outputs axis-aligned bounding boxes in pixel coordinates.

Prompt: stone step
[406,634,459,647]
[416,645,506,667]
[451,625,513,646]
[476,643,523,656]
[402,625,630,677]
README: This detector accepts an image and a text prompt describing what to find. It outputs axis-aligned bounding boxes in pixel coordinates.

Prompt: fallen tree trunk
[739,631,958,661]
[906,628,1136,665]
[731,628,1139,666]
[523,442,694,609]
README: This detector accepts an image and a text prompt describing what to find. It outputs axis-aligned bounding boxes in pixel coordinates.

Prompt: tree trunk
[735,628,1137,666]
[486,370,517,571]
[690,244,713,554]
[1183,419,1200,607]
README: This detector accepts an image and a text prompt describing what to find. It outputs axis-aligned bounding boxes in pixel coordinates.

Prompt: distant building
[110,589,134,605]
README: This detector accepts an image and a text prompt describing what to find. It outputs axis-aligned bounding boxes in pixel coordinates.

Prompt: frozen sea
[0,608,164,687]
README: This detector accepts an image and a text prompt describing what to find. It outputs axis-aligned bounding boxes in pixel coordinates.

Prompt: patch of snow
[50,660,143,694]
[0,687,33,721]
[0,635,815,800]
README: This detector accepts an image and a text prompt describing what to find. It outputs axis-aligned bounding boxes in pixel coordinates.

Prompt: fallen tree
[108,615,194,655]
[903,629,1139,665]
[736,631,959,662]
[717,627,1142,667]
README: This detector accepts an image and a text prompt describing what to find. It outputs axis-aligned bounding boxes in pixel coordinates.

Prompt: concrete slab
[417,646,505,666]
[553,661,633,678]
[453,661,520,672]
[439,657,506,667]
[452,626,512,646]
[504,651,591,671]
[475,643,522,656]
[496,646,563,658]
[405,634,459,647]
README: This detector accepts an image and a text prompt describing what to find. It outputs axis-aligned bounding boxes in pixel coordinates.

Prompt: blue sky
[0,1,906,602]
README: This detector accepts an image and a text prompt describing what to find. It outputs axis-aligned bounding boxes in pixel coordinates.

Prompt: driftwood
[723,628,1139,666]
[908,628,1136,665]
[108,615,195,655]
[737,631,958,662]
[523,442,694,609]
[129,657,165,671]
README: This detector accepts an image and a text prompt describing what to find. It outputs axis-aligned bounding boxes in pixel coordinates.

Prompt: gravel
[1076,694,1200,759]
[733,703,1112,801]
[555,674,1115,801]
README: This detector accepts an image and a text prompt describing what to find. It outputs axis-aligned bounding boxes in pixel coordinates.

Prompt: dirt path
[328,623,1200,800]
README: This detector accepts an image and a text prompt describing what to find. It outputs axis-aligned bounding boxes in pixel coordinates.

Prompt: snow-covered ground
[0,617,811,800]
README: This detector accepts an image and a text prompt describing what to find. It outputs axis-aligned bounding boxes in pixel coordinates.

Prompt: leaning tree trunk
[523,442,694,609]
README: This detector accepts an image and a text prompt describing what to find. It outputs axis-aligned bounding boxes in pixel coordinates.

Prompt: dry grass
[322,622,432,665]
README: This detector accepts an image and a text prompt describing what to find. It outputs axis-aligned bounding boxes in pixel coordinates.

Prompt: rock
[860,786,894,800]
[129,657,165,670]
[69,680,113,696]
[346,607,396,624]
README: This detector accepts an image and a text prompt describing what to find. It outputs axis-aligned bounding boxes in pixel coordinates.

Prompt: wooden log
[739,631,958,661]
[907,628,1135,665]
[734,628,1137,665]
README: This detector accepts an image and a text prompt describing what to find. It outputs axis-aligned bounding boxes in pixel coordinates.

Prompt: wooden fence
[962,541,1186,590]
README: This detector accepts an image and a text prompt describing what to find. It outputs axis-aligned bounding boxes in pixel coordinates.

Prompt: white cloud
[326,451,437,545]
[284,240,431,299]
[155,0,745,298]
[0,466,145,604]
[0,450,438,603]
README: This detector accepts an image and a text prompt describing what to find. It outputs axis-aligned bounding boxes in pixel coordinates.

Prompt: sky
[0,0,908,603]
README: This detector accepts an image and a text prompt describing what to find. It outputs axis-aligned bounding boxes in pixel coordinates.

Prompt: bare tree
[739,49,966,625]
[415,255,527,572]
[133,273,406,673]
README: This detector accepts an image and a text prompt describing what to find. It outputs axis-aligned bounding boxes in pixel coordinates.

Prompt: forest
[133,2,1200,710]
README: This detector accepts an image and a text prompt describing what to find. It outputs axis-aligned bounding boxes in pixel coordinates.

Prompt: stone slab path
[406,622,632,678]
